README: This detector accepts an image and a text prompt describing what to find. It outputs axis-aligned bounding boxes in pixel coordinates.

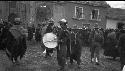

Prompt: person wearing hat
[44,18,55,58]
[56,18,71,71]
[58,19,68,30]
[46,18,54,33]
[10,18,22,31]
[89,23,104,65]
[117,22,125,70]
[93,23,99,29]
[14,18,21,25]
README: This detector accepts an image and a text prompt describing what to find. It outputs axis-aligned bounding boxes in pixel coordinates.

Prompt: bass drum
[42,32,58,48]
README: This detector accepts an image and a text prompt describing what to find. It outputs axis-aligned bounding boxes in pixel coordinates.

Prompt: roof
[49,1,110,8]
[106,8,125,21]
[70,1,110,8]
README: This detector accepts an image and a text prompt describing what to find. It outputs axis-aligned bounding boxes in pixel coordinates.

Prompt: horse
[0,22,27,64]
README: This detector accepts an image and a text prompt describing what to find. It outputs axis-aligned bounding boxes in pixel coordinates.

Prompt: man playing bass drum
[44,19,55,58]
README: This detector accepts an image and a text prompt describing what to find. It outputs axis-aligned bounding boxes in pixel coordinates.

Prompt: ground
[0,39,121,71]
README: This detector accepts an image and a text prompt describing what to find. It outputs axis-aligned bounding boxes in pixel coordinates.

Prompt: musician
[56,19,70,71]
[13,18,22,30]
[117,22,125,70]
[44,19,55,58]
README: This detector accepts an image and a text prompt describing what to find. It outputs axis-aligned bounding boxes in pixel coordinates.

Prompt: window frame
[74,6,84,19]
[91,9,99,20]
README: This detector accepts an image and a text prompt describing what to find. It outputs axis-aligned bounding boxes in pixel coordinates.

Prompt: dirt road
[0,39,121,71]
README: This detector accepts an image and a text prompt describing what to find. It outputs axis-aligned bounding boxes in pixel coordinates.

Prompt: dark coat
[69,31,82,65]
[103,31,119,57]
[118,30,125,69]
[27,27,34,40]
[35,28,41,42]
[56,29,70,67]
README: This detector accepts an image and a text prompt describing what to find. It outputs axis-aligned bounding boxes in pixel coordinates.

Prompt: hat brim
[58,21,67,24]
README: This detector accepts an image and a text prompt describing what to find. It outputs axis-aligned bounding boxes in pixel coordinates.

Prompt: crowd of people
[0,17,125,71]
[27,18,125,71]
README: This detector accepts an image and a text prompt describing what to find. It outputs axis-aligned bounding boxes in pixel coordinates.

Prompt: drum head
[42,33,57,48]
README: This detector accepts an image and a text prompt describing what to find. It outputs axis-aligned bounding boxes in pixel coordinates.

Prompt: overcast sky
[106,1,125,9]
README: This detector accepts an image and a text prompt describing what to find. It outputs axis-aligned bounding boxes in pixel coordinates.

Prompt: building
[106,8,125,29]
[33,1,110,29]
[55,1,110,29]
[0,1,110,29]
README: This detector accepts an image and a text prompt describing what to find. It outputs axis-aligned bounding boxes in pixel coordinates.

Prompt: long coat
[56,29,70,67]
[118,30,125,69]
[69,30,82,65]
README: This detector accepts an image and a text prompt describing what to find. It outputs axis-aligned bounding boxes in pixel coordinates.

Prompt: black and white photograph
[0,1,125,71]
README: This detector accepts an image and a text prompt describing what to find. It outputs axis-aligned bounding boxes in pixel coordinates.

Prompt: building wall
[52,4,66,26]
[106,19,125,29]
[57,2,108,29]
[0,1,9,21]
[106,19,117,29]
[23,1,108,29]
[0,1,3,19]
[0,1,109,29]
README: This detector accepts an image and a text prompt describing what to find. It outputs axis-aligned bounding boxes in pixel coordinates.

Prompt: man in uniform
[89,23,104,65]
[56,19,70,71]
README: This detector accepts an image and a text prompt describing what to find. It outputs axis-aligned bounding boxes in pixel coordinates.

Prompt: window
[75,6,84,19]
[9,1,17,8]
[91,9,99,20]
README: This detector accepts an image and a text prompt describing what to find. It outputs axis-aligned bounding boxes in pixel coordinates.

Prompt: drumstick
[43,39,57,43]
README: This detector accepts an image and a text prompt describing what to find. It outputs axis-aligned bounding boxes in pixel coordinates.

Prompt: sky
[106,1,125,9]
